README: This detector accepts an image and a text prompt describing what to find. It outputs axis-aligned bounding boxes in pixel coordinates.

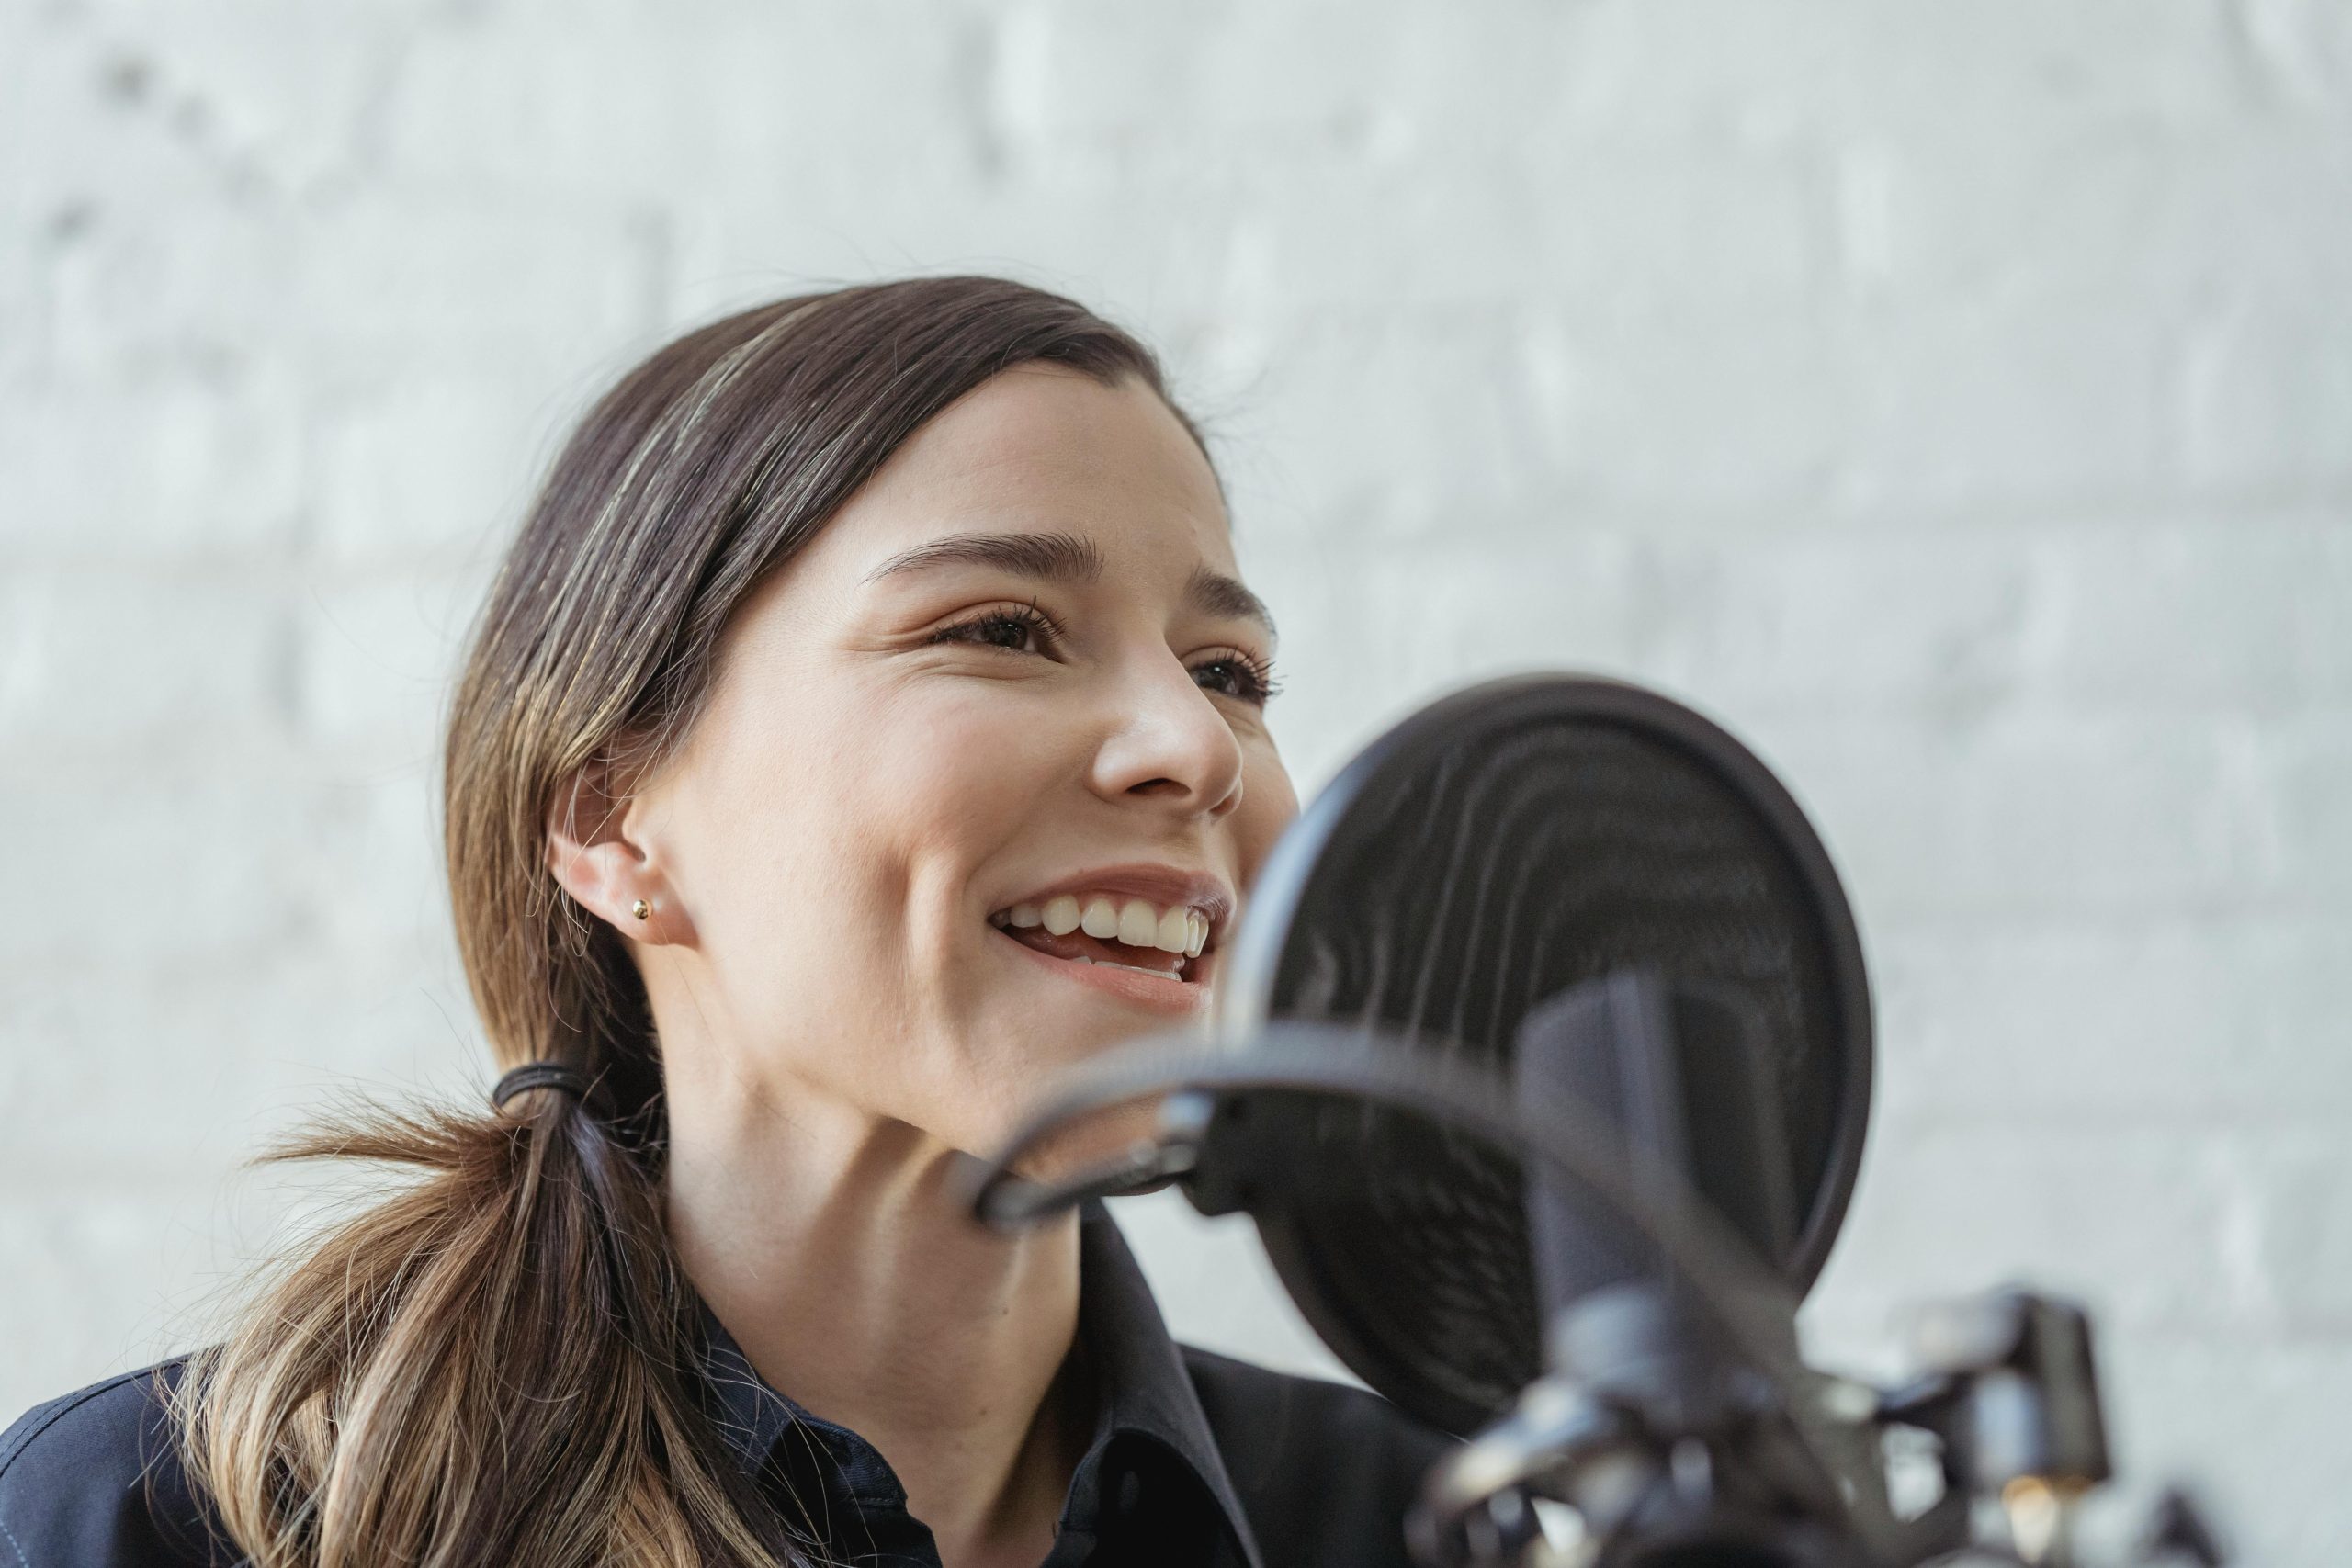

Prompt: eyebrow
[862,529,1278,643]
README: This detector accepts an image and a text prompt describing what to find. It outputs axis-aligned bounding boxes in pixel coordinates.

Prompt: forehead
[804,363,1237,581]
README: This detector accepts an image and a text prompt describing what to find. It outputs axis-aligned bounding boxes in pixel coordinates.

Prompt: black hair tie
[492,1062,590,1113]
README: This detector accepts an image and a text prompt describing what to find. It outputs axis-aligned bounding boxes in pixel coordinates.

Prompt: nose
[1088,650,1247,820]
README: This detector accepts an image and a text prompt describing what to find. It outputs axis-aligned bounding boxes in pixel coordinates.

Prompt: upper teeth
[996,894,1210,958]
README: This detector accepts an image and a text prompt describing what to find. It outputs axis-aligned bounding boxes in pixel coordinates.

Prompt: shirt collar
[695,1196,1266,1568]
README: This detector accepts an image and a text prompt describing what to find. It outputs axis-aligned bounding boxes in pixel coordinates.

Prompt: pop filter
[1209,674,1873,1436]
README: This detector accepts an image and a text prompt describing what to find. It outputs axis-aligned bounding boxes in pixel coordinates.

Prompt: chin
[991,1089,1166,1194]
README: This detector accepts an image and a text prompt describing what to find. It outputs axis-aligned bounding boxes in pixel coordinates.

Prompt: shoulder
[0,1359,232,1566]
[1181,1344,1455,1565]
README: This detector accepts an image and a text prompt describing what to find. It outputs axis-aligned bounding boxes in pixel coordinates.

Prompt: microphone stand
[956,1021,2225,1568]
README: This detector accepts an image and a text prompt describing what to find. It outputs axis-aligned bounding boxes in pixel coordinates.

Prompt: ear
[544,749,691,947]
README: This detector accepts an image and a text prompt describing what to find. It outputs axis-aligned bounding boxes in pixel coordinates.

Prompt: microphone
[956,673,2222,1568]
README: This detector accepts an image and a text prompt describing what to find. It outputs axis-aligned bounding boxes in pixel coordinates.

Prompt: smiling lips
[989,892,1215,983]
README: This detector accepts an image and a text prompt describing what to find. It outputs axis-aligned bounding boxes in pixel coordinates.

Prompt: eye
[927,600,1063,657]
[1193,649,1283,706]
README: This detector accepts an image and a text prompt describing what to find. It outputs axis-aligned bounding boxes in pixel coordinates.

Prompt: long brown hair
[171,276,1204,1567]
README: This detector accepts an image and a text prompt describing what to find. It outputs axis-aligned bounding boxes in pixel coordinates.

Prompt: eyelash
[928,601,1284,706]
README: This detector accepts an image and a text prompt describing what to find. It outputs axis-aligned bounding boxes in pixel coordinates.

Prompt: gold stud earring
[630,899,652,921]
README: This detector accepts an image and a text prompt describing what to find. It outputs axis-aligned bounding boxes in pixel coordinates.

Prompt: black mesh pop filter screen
[1214,675,1873,1436]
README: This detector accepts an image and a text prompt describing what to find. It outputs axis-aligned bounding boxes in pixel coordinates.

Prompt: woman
[0,276,1448,1566]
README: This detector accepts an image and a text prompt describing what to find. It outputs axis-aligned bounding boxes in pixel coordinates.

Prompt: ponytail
[171,1083,808,1566]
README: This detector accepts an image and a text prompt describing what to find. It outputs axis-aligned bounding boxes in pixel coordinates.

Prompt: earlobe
[618,893,691,947]
[546,828,678,944]
[543,757,687,946]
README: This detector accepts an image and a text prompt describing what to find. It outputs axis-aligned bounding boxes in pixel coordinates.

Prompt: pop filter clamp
[955,675,2227,1568]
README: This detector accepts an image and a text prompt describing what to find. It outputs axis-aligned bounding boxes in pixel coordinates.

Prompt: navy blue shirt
[0,1200,1450,1565]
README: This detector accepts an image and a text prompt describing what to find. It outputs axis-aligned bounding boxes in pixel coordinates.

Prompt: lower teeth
[993,923,1192,981]
[1075,956,1185,982]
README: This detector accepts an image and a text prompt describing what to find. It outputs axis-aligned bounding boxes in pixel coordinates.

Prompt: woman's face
[622,364,1297,1154]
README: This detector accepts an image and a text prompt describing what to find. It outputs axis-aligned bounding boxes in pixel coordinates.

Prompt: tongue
[1005,922,1186,976]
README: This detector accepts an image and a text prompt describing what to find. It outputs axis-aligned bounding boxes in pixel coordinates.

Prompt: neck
[662,1053,1090,1565]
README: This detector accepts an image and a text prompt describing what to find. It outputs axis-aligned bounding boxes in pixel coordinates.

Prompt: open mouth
[987,891,1220,987]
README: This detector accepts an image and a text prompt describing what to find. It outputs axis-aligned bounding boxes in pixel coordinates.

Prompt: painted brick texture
[4,2,2346,1560]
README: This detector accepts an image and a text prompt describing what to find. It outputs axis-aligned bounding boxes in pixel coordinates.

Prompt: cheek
[1237,747,1301,874]
[876,685,1080,859]
[684,682,1076,980]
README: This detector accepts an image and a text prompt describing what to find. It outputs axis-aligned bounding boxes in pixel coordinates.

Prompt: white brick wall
[4,1,2346,1559]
